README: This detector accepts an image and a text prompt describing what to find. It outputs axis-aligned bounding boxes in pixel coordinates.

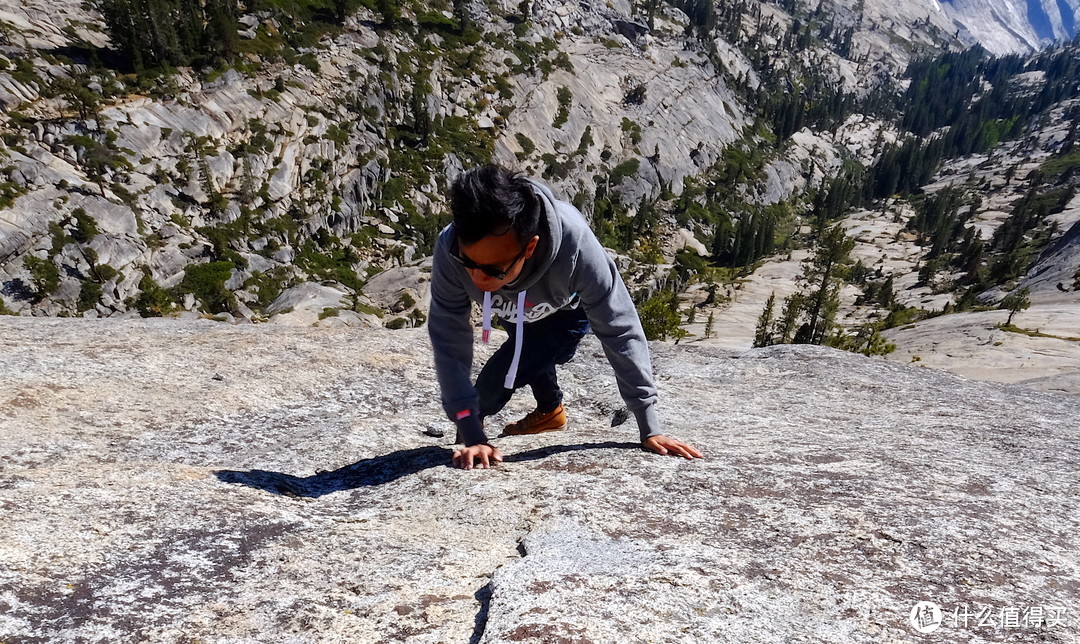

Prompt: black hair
[449,164,541,246]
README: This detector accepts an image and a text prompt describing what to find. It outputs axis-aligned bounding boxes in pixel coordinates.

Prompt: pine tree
[777,293,802,344]
[754,292,776,348]
[1001,287,1031,326]
[798,225,854,344]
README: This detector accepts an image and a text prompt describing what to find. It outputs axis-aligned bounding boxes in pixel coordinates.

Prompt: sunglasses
[450,236,529,280]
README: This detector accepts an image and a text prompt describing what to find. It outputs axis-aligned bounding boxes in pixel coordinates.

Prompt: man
[428,164,702,469]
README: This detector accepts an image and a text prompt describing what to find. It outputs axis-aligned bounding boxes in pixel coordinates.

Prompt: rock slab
[0,318,1077,643]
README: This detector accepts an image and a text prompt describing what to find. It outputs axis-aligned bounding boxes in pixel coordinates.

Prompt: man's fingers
[453,447,503,470]
[673,443,704,459]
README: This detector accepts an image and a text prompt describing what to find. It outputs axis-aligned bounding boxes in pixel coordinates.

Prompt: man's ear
[523,235,540,259]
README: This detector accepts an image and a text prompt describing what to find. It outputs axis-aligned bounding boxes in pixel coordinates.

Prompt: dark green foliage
[576,126,593,156]
[177,261,236,313]
[197,214,251,268]
[51,73,102,122]
[624,84,646,106]
[868,44,1080,201]
[711,205,779,268]
[761,226,854,347]
[0,178,28,210]
[638,291,685,341]
[673,248,708,283]
[93,263,119,283]
[63,134,133,195]
[78,281,103,312]
[825,323,897,356]
[91,0,239,71]
[801,225,855,340]
[132,273,174,317]
[295,238,364,292]
[324,123,350,146]
[881,306,936,330]
[24,255,60,300]
[758,81,857,142]
[986,181,1076,284]
[553,87,572,128]
[515,132,536,157]
[671,0,716,38]
[754,292,776,348]
[620,117,642,145]
[1040,149,1080,181]
[70,208,100,244]
[1001,286,1031,325]
[609,158,640,184]
[244,267,292,311]
[298,52,320,73]
[899,48,991,137]
[809,168,864,232]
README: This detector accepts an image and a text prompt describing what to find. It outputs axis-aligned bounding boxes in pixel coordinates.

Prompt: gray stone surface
[0,318,1076,642]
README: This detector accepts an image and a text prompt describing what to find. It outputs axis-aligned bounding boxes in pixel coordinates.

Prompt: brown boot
[501,405,567,436]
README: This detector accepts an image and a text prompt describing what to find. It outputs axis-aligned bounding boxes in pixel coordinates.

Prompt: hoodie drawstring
[480,291,527,390]
[482,292,492,344]
[504,290,527,389]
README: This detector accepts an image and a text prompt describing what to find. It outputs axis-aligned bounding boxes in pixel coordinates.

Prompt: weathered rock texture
[1,319,1077,643]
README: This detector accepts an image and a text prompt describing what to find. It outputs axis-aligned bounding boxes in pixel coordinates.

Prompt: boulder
[267,281,352,326]
[0,320,1076,642]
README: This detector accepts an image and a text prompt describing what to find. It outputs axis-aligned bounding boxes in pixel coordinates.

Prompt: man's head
[448,165,542,291]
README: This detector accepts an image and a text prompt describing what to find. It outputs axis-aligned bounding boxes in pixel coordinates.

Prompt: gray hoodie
[427,179,663,446]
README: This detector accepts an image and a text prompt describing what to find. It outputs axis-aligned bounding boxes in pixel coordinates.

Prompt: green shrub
[93,264,119,283]
[78,281,103,312]
[70,208,100,243]
[576,126,593,155]
[176,261,235,313]
[637,291,685,341]
[553,86,572,128]
[244,267,291,311]
[133,273,175,317]
[610,158,640,184]
[24,255,60,299]
[515,132,536,156]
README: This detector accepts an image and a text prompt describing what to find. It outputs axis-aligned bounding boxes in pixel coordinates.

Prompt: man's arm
[572,235,701,459]
[428,232,489,448]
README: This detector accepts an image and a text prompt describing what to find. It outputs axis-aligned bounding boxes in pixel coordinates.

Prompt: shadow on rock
[215,446,451,498]
[215,441,642,498]
[502,441,641,462]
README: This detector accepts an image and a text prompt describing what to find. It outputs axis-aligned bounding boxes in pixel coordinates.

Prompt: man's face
[458,231,540,292]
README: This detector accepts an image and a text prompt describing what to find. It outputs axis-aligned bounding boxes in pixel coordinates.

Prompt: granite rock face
[0,318,1077,643]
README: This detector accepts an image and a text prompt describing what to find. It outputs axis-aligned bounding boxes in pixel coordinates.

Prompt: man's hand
[643,435,703,460]
[452,443,504,470]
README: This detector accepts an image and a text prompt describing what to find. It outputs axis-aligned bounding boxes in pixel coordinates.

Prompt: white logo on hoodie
[487,293,578,323]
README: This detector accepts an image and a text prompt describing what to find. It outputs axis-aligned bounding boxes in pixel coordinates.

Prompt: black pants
[476,306,590,419]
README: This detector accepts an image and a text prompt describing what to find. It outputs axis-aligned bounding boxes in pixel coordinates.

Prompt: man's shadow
[214,441,640,498]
